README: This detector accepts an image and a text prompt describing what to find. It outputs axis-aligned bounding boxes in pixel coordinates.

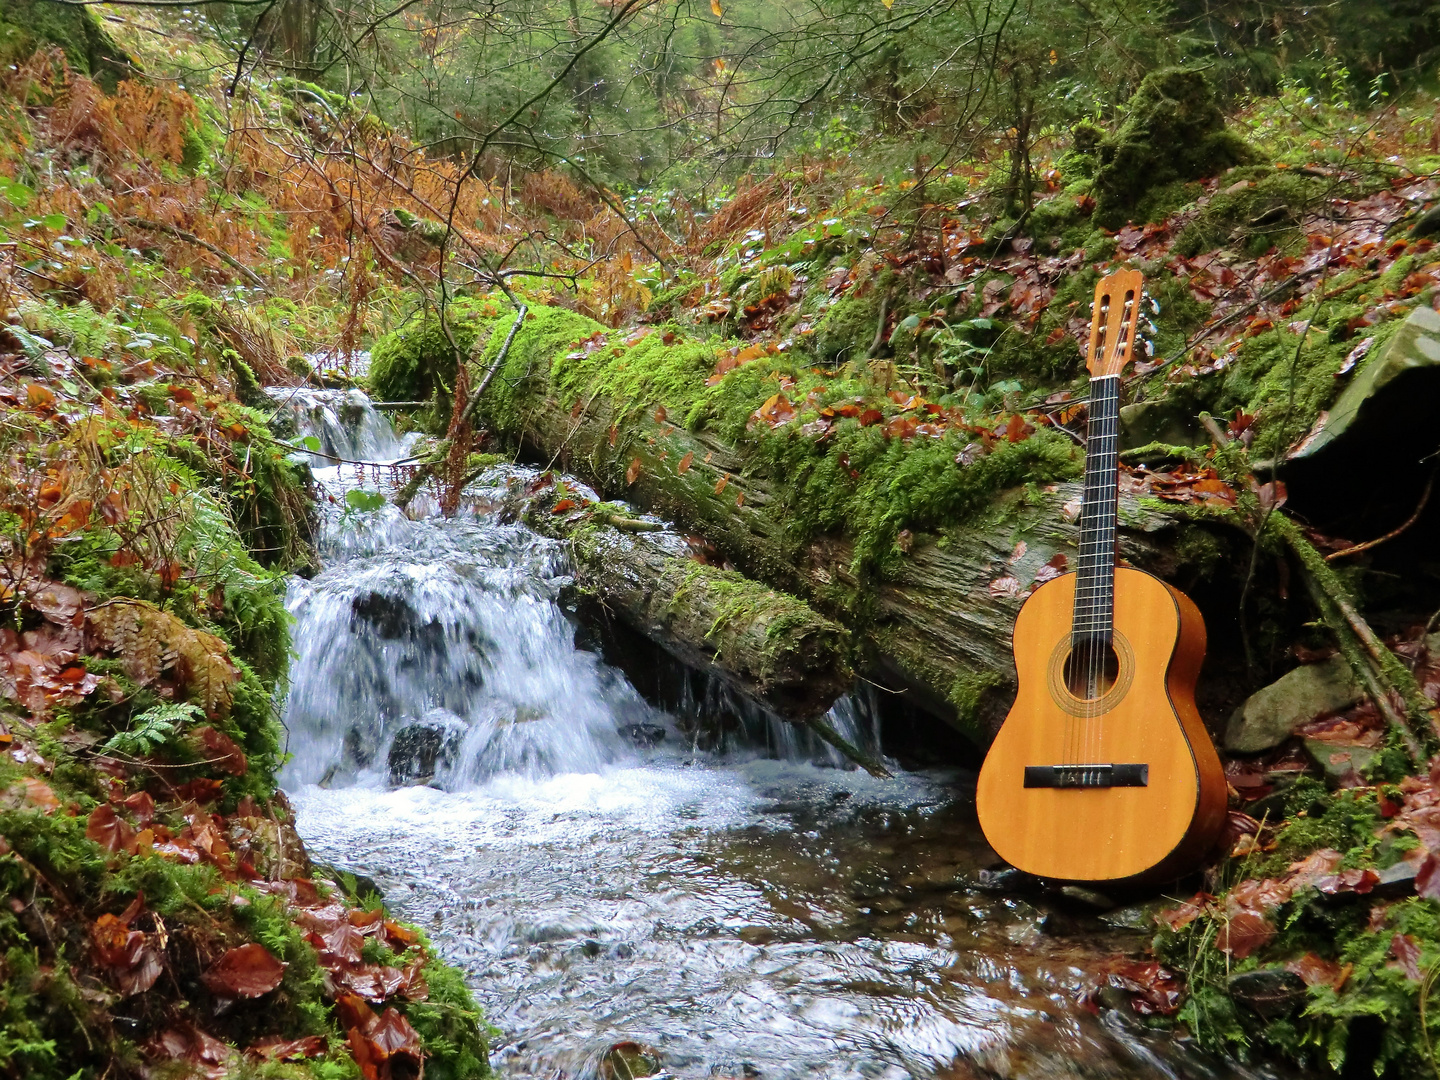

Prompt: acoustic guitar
[976,268,1227,884]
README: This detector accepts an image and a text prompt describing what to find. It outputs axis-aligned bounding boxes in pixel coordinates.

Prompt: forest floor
[3,8,1440,1077]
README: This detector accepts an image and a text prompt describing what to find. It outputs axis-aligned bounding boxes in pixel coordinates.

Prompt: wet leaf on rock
[201,942,285,998]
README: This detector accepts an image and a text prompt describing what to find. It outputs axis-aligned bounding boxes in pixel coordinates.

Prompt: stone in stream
[1224,655,1361,753]
[387,713,466,786]
[599,1041,662,1080]
[617,722,667,746]
[350,589,446,652]
[1227,968,1308,1018]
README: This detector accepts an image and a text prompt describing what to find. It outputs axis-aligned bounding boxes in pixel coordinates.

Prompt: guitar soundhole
[1063,641,1120,701]
[1047,632,1134,717]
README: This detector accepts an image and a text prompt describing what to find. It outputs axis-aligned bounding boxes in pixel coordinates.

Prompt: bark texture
[518,489,853,722]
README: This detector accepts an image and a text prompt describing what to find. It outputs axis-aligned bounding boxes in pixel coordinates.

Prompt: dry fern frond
[88,599,238,718]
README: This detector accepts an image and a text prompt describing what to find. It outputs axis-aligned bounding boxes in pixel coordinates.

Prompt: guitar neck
[1072,374,1120,646]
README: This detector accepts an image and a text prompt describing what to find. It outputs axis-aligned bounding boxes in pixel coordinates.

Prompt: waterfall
[275,389,880,791]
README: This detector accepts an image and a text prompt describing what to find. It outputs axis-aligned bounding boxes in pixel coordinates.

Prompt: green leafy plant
[100,702,204,757]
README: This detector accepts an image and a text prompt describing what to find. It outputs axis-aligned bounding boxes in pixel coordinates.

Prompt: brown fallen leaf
[250,1035,326,1061]
[1217,910,1275,959]
[92,895,163,996]
[1285,952,1350,990]
[9,776,60,811]
[194,726,248,776]
[677,451,693,474]
[714,475,728,495]
[87,803,136,853]
[1155,892,1212,932]
[626,458,642,485]
[1392,933,1423,980]
[201,942,286,998]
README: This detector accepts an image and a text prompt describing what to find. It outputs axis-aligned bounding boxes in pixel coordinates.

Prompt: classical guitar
[976,269,1227,884]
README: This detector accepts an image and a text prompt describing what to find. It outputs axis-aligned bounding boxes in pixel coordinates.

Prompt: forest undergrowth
[2,3,1440,1075]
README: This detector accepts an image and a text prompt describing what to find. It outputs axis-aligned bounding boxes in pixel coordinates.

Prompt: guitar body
[976,567,1227,883]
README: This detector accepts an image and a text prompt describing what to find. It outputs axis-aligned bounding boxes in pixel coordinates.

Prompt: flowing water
[274,391,1285,1080]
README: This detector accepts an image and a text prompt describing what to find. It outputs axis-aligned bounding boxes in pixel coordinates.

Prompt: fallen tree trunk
[463,313,1189,742]
[513,482,856,729]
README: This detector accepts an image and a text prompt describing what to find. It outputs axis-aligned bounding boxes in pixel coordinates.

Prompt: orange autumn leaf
[654,405,667,423]
[714,475,728,495]
[551,498,577,513]
[626,458,642,485]
[677,451,693,474]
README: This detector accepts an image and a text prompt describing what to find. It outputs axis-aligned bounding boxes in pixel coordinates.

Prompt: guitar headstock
[1085,268,1145,378]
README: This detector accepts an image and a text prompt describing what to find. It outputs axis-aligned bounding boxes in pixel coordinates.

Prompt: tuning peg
[1147,295,1161,317]
[1143,318,1158,339]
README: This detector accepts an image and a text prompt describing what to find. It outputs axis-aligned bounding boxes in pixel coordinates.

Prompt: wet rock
[1285,305,1440,531]
[343,724,379,769]
[1373,859,1419,898]
[314,861,385,904]
[617,723,667,747]
[1119,398,1204,451]
[1224,656,1361,753]
[600,1041,662,1080]
[1227,968,1307,1018]
[1302,738,1378,782]
[1291,305,1440,464]
[387,715,465,786]
[350,589,446,652]
[1100,899,1168,931]
[1057,885,1115,911]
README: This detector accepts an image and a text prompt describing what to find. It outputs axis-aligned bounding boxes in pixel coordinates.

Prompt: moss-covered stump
[1093,68,1253,227]
[0,0,130,90]
[519,484,852,722]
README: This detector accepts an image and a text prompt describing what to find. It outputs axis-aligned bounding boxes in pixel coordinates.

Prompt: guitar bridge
[1023,764,1148,789]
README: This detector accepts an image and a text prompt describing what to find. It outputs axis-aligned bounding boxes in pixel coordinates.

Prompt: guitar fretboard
[1072,374,1120,648]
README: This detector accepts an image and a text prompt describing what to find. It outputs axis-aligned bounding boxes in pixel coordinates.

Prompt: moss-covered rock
[0,0,130,90]
[1093,68,1254,228]
[368,295,504,421]
[1174,167,1334,257]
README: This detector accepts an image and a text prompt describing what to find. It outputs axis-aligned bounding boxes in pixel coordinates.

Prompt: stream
[271,389,1285,1080]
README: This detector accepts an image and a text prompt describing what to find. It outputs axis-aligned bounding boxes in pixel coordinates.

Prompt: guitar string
[1074,288,1109,767]
[1092,290,1134,769]
[1072,286,1135,772]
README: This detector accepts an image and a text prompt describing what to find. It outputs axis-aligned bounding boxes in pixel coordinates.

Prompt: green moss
[0,0,129,92]
[479,304,605,436]
[1175,168,1335,257]
[1093,68,1255,228]
[404,952,493,1080]
[367,295,503,417]
[811,280,887,364]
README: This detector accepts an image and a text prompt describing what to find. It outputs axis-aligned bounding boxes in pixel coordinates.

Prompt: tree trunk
[471,351,1185,743]
[515,485,853,724]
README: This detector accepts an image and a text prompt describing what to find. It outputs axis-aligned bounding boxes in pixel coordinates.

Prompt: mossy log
[520,494,853,724]
[458,314,1187,740]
